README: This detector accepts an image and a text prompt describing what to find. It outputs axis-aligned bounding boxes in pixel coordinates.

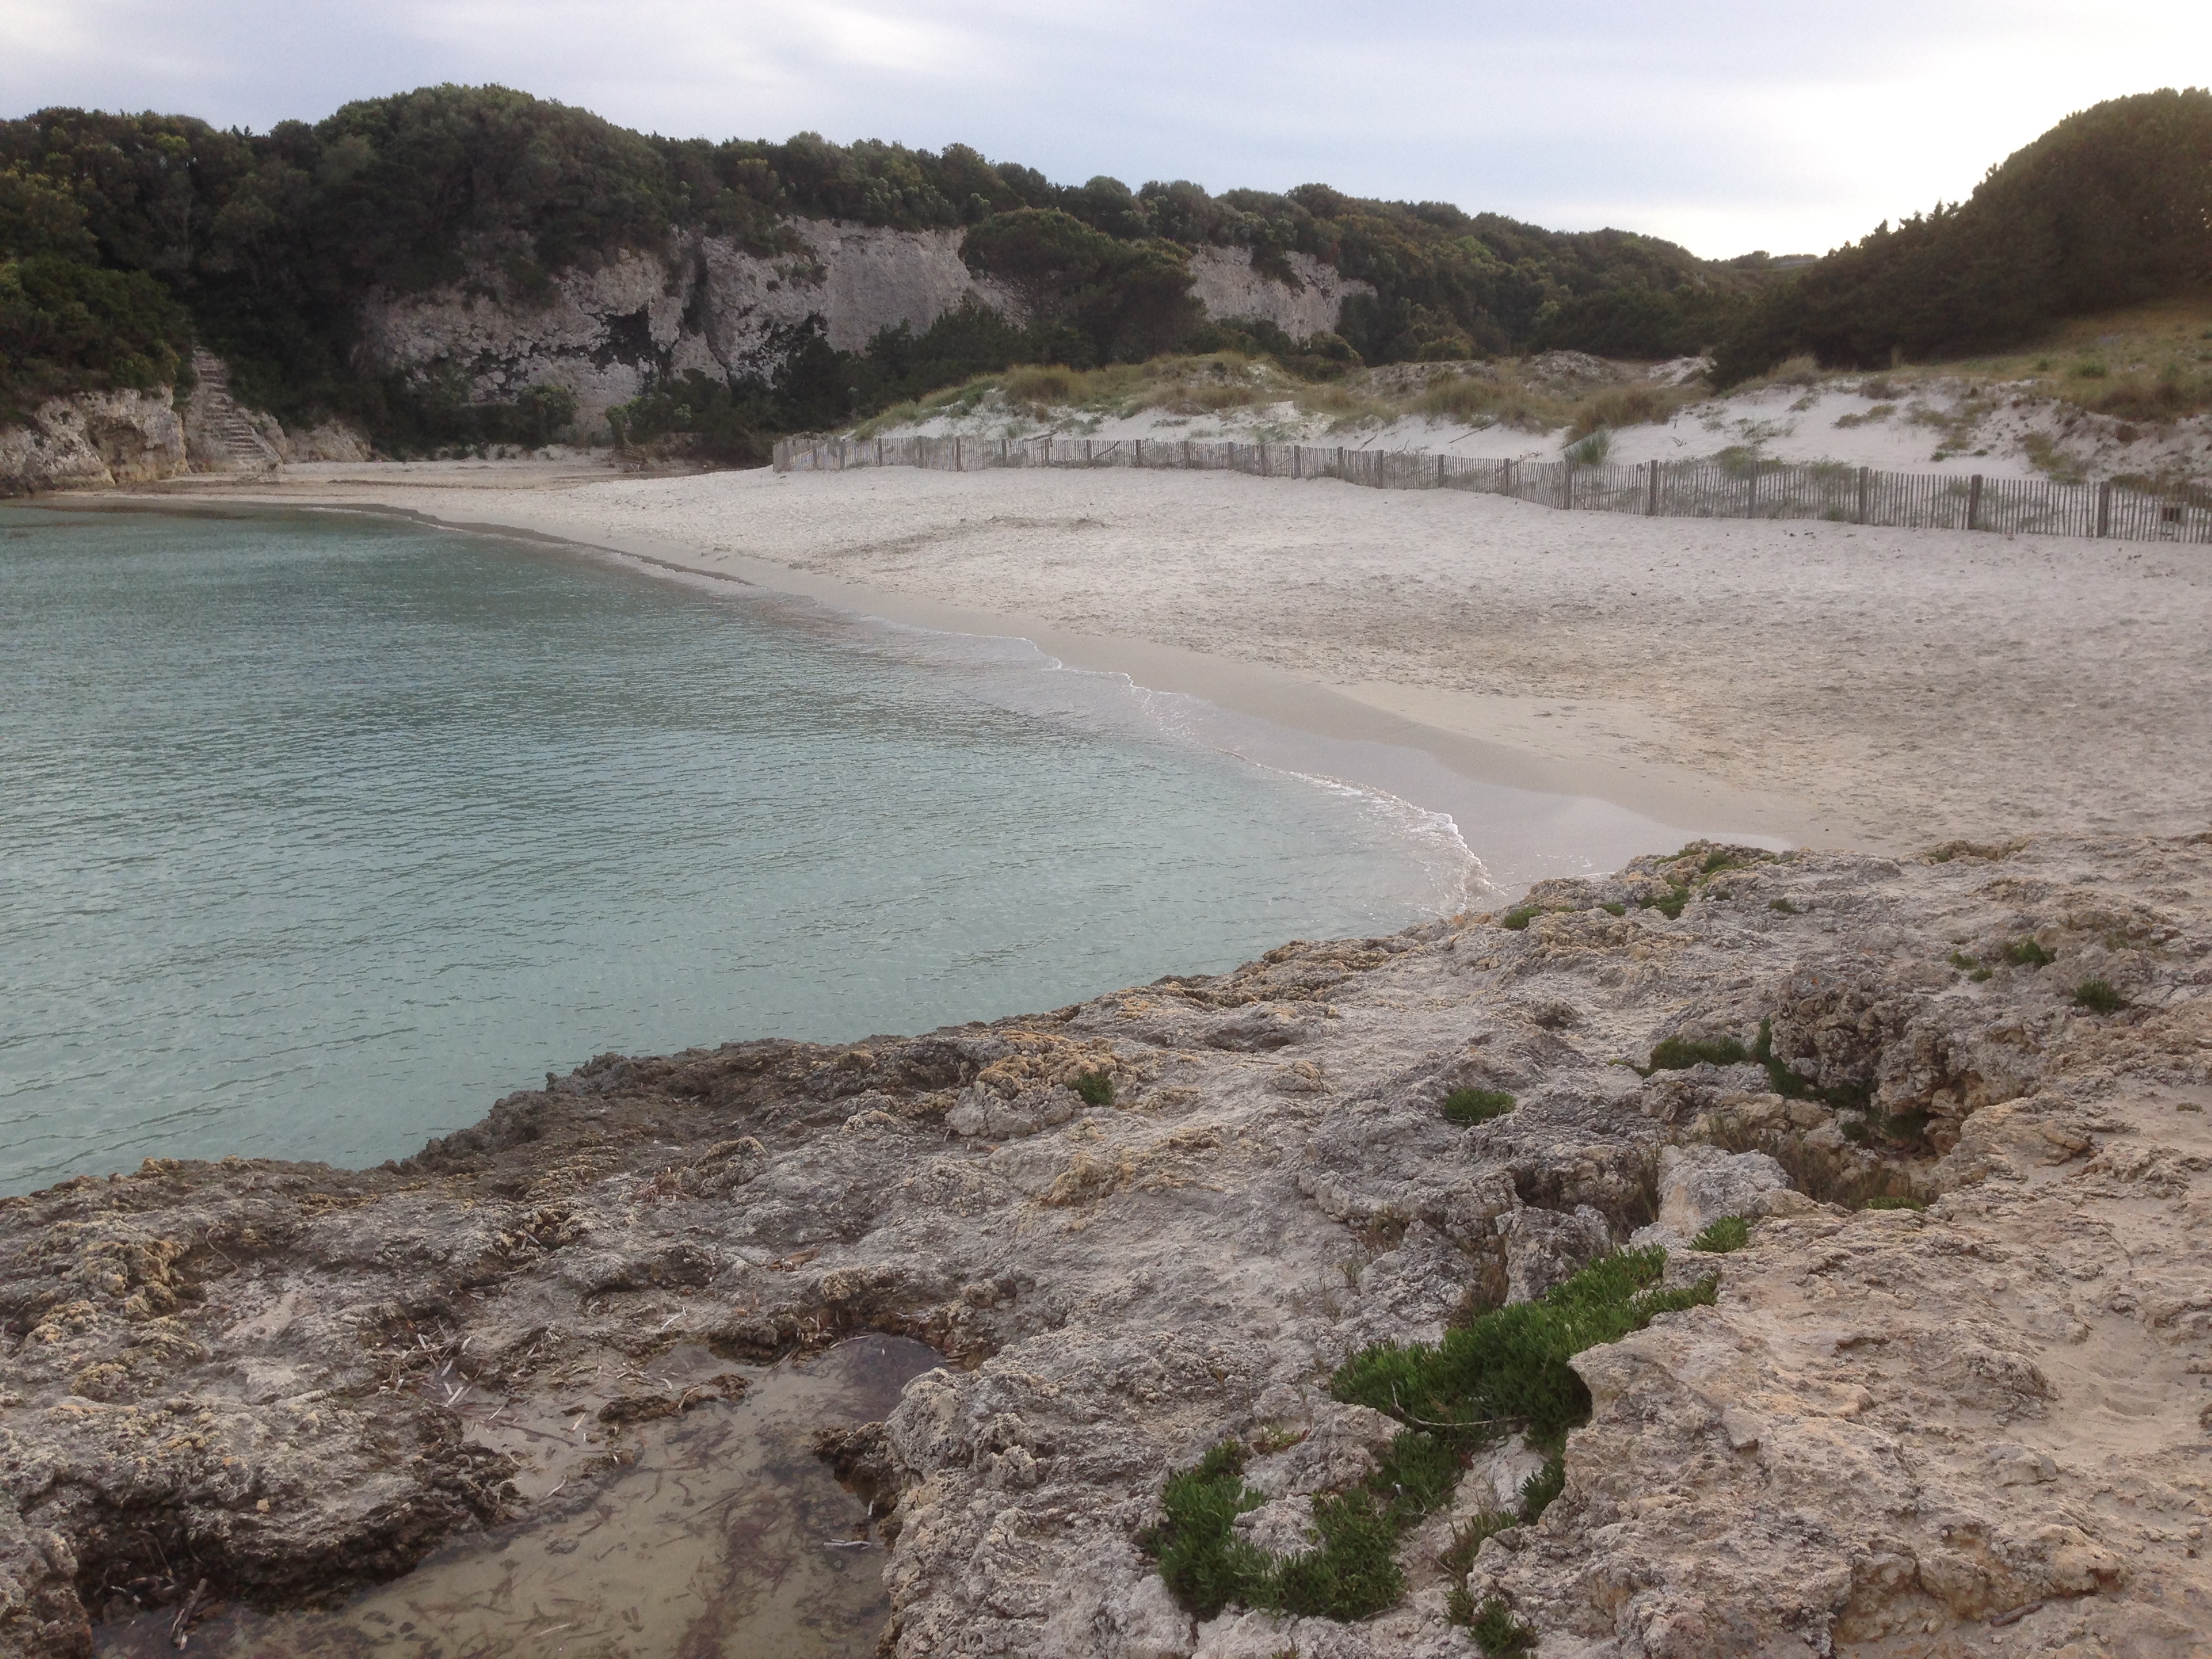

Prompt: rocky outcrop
[0,390,186,495]
[1187,247,1372,340]
[1,833,2207,1657]
[356,225,1372,439]
[2,357,370,495]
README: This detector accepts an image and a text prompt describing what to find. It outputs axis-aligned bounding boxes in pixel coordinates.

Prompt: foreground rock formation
[2,834,2207,1657]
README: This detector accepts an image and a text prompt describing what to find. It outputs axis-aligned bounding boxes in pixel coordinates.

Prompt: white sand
[150,460,2212,858]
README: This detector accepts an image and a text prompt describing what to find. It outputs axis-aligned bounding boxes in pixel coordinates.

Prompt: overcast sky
[4,1,2204,260]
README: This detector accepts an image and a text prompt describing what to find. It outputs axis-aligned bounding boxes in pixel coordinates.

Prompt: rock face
[0,390,186,495]
[1186,247,1372,340]
[356,224,1372,438]
[1,834,2208,1658]
[2,359,369,495]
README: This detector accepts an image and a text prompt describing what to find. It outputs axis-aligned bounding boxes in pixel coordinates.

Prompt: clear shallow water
[1,506,1475,1192]
[94,1335,941,1658]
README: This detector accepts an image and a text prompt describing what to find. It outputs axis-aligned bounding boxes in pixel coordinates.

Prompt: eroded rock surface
[3,834,2209,1657]
[354,223,1370,440]
[0,390,186,495]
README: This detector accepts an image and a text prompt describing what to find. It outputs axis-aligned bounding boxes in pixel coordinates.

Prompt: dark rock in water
[3,834,2207,1658]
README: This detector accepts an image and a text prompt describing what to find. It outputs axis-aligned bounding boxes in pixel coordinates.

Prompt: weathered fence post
[1437,453,1447,487]
[1744,459,1758,517]
[1561,457,1573,509]
[1967,474,1984,532]
[1502,459,1514,497]
[2095,480,2113,538]
[1856,467,1870,525]
[1646,460,1660,515]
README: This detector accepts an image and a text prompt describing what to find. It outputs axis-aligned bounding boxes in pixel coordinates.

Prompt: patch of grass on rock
[1467,1595,1538,1655]
[1691,1214,1750,1253]
[1443,1087,1516,1126]
[1636,1034,1748,1076]
[2072,978,2125,1014]
[1071,1069,1115,1107]
[1148,1253,1716,1631]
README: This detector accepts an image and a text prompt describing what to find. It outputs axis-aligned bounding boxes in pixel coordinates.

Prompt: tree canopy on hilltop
[1714,87,2212,383]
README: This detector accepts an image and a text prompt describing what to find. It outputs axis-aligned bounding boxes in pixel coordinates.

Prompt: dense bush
[0,163,194,419]
[0,255,192,420]
[1715,88,2212,384]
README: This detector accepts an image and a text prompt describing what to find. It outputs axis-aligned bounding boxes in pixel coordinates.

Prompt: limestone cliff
[0,390,188,496]
[1186,247,1370,340]
[356,224,1374,438]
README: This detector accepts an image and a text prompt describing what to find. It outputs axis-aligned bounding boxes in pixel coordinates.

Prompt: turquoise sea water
[0,506,1475,1193]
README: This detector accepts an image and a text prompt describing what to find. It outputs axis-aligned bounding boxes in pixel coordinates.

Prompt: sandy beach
[144,458,2212,860]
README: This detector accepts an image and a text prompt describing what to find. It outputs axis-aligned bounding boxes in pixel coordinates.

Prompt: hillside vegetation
[0,85,1761,448]
[1715,88,2212,384]
[6,84,2204,457]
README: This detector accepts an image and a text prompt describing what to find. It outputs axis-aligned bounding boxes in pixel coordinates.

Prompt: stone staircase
[187,348,283,470]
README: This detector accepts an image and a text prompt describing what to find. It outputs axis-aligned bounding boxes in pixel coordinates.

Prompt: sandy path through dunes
[147,462,2212,854]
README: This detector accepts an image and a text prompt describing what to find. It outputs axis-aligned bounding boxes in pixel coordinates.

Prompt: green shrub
[1443,1087,1515,1126]
[1071,1069,1115,1107]
[1518,1454,1566,1521]
[1691,1215,1750,1253]
[1269,1490,1404,1618]
[0,254,193,421]
[1142,1441,1269,1620]
[2072,978,2125,1014]
[1469,1595,1537,1655]
[1862,1194,1925,1210]
[1641,883,1690,919]
[1768,897,1801,916]
[1500,905,1545,930]
[1148,1252,1717,1634]
[2004,937,2053,968]
[1640,1034,1748,1075]
[1332,1249,1715,1451]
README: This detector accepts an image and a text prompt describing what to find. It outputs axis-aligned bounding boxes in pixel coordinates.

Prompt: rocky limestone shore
[2,834,2207,1657]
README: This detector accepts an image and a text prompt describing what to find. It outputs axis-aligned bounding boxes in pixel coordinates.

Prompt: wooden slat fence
[771,434,2212,544]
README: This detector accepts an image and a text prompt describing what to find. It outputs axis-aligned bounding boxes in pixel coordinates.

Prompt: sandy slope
[169,460,2212,861]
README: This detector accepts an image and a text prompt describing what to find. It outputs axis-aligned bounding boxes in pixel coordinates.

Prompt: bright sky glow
[3,0,2205,258]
